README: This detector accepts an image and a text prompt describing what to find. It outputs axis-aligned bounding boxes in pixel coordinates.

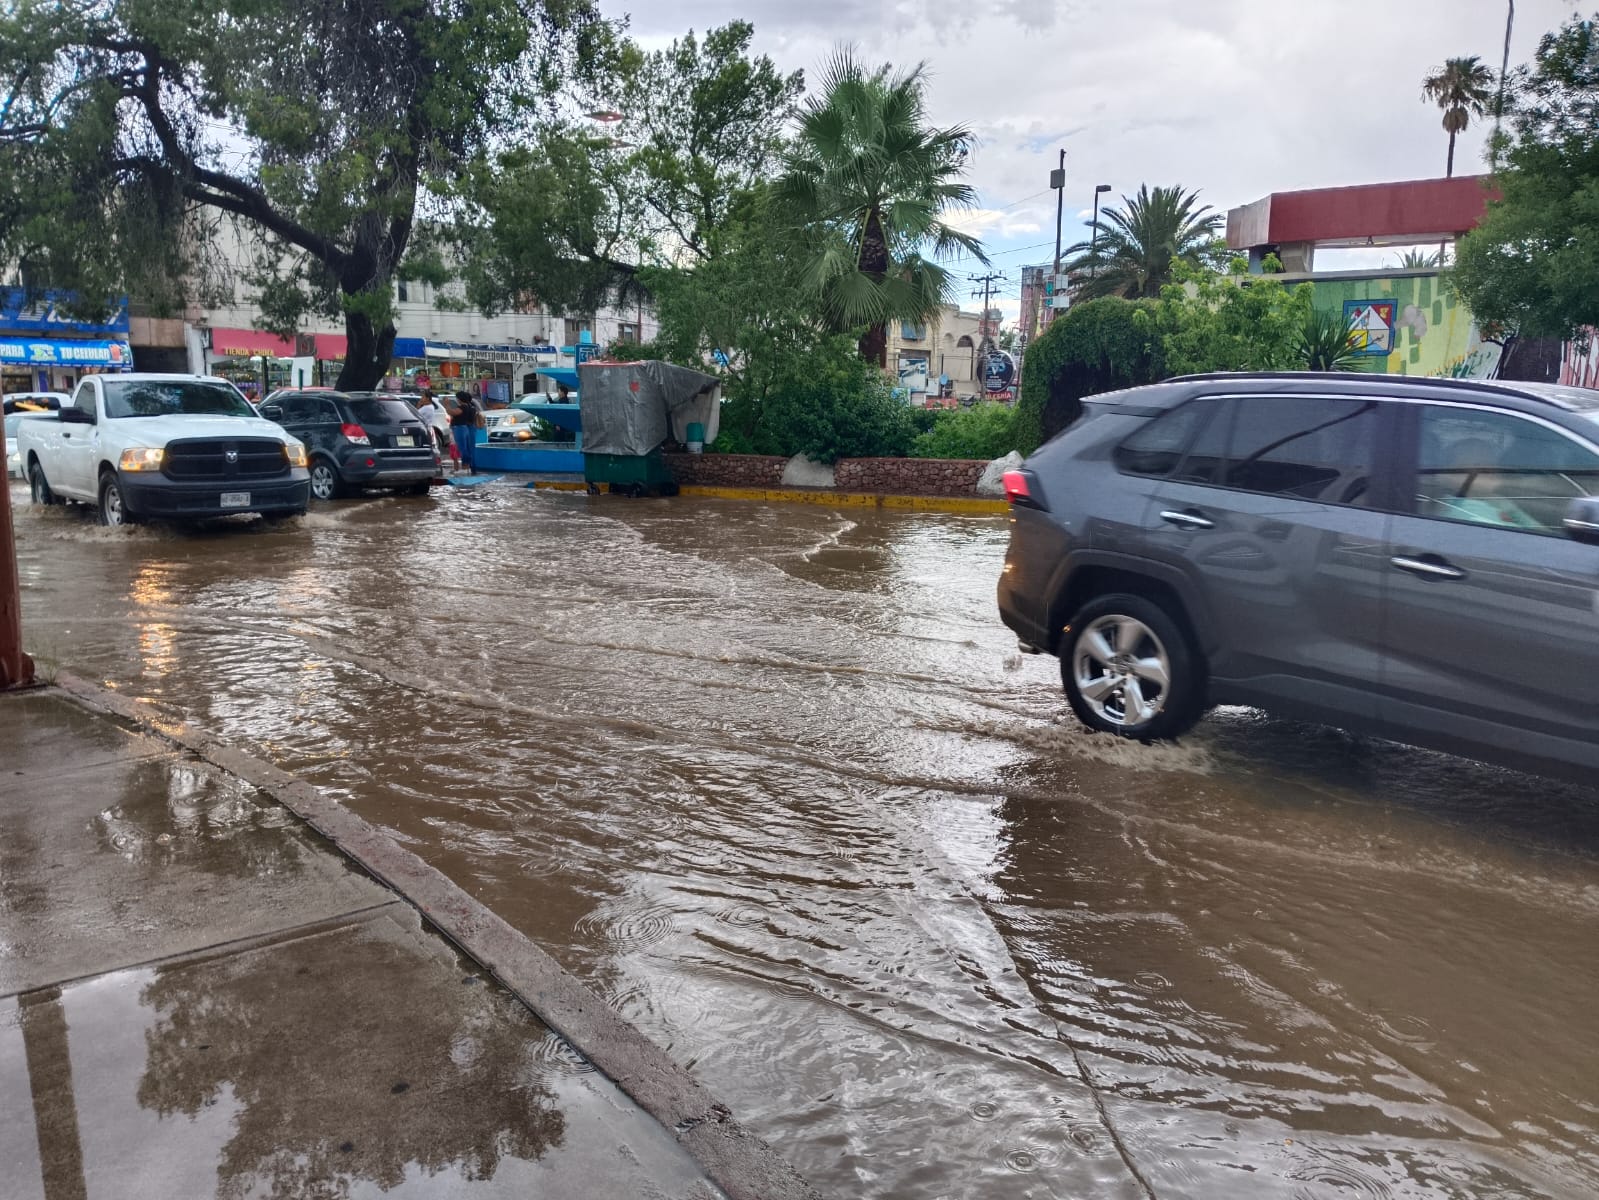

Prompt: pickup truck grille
[164,439,289,481]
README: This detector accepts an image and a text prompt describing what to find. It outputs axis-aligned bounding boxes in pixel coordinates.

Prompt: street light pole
[1088,184,1112,280]
[1049,150,1066,324]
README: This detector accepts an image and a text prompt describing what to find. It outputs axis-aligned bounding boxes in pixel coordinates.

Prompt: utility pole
[970,272,1003,353]
[0,462,35,690]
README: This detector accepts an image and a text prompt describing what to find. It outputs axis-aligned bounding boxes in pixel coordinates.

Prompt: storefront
[394,339,556,401]
[205,327,300,401]
[0,289,133,396]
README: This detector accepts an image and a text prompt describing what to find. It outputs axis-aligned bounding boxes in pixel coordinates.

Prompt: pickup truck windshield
[103,380,255,419]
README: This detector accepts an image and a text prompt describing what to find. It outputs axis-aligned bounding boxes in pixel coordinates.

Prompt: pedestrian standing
[412,389,445,459]
[449,389,481,474]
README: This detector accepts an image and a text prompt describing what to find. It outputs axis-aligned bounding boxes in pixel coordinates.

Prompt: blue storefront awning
[0,337,133,369]
[392,337,426,359]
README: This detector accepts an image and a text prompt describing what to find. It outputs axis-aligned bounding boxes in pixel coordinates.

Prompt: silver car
[997,373,1599,781]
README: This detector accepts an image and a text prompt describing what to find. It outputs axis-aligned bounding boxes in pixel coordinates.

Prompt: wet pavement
[10,481,1599,1199]
[0,686,726,1200]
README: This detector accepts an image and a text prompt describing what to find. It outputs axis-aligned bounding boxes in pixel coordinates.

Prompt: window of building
[564,318,593,346]
[397,279,410,303]
[617,322,639,344]
[901,321,926,340]
[1415,406,1599,533]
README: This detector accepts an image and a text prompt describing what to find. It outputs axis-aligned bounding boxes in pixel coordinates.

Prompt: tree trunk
[858,324,887,368]
[336,306,397,391]
[858,207,890,368]
[1446,131,1457,178]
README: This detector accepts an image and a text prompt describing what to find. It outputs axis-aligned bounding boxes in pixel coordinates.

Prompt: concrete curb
[529,479,1008,513]
[50,672,823,1200]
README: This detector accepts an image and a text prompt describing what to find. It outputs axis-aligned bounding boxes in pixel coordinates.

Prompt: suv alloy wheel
[1060,593,1204,740]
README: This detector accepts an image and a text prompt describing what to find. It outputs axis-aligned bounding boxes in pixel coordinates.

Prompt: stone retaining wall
[663,453,788,488]
[663,453,989,496]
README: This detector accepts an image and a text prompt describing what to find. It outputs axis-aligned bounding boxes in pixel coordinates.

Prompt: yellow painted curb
[527,478,1007,514]
[678,484,1008,514]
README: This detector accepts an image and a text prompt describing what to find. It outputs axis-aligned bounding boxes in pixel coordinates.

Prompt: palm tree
[1397,249,1442,269]
[1299,308,1361,371]
[1060,184,1222,301]
[777,51,986,366]
[1421,56,1496,177]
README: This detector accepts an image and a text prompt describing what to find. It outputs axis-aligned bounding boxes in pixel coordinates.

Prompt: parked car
[997,372,1599,781]
[258,390,437,500]
[6,411,50,478]
[18,374,310,525]
[486,408,541,443]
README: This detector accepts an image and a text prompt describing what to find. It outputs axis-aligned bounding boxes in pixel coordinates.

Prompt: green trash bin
[582,447,679,497]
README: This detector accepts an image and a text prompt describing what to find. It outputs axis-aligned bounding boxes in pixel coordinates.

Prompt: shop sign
[982,349,1016,393]
[0,337,132,367]
[0,288,129,336]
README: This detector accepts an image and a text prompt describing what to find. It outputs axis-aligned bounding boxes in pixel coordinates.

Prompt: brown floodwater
[11,481,1599,1199]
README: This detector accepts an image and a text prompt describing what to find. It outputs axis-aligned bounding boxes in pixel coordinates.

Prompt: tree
[457,22,801,324]
[1397,249,1443,268]
[1452,14,1599,340]
[0,0,600,390]
[606,23,803,262]
[1154,259,1314,377]
[776,51,986,367]
[1061,185,1223,301]
[1012,297,1164,452]
[1422,55,1497,177]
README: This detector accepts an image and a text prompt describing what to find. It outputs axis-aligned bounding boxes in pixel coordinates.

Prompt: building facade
[884,306,987,406]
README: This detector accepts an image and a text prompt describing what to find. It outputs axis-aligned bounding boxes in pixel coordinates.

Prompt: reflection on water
[14,482,1599,1198]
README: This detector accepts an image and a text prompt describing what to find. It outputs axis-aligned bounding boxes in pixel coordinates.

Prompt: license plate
[396,434,414,446]
[220,491,251,508]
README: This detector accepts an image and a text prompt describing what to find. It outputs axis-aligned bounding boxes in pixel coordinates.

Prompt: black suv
[260,391,437,500]
[997,373,1599,781]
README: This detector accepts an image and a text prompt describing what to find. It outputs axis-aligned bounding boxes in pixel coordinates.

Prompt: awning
[209,327,294,357]
[423,339,557,361]
[392,337,426,359]
[0,337,133,369]
[314,333,347,360]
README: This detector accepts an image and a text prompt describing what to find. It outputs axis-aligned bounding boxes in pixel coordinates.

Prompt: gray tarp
[577,360,722,457]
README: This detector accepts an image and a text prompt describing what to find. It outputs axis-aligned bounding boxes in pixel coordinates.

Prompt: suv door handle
[1160,509,1214,530]
[1391,554,1467,581]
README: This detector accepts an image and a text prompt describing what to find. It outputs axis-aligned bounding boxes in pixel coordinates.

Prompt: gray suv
[997,373,1599,781]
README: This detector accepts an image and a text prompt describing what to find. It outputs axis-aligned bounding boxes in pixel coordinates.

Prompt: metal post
[1050,150,1066,325]
[1089,186,1109,279]
[0,459,36,689]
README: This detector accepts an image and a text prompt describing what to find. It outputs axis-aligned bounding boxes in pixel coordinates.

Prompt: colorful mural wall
[1308,272,1502,380]
[1560,329,1599,389]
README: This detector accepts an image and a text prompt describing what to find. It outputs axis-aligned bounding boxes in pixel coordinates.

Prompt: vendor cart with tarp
[578,360,720,496]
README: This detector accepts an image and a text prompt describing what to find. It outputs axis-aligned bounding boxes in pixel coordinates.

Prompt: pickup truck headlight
[283,443,308,468]
[118,447,166,472]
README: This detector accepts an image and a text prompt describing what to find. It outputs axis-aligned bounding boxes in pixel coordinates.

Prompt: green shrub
[752,343,916,463]
[1013,297,1164,452]
[912,403,1018,460]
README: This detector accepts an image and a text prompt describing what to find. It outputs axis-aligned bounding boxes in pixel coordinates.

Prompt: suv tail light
[340,423,371,445]
[1002,469,1047,510]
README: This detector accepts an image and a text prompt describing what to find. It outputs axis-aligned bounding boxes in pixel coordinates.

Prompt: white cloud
[607,0,1562,323]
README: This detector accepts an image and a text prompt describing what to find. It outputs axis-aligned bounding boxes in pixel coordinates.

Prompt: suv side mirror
[1563,496,1599,545]
[260,405,284,420]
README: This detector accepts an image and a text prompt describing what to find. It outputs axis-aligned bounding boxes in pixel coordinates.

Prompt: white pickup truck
[18,374,311,526]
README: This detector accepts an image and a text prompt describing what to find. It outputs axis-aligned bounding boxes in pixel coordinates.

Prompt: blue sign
[574,342,599,365]
[712,348,731,369]
[0,337,132,368]
[0,289,129,336]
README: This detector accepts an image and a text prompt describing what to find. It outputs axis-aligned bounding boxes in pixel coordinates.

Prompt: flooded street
[12,481,1599,1200]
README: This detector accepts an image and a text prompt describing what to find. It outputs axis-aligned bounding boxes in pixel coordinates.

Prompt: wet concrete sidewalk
[0,688,730,1200]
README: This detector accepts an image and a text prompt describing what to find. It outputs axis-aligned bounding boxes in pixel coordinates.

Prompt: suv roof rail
[1166,370,1577,408]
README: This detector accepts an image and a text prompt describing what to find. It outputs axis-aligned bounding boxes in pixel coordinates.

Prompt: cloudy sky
[605,0,1564,323]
